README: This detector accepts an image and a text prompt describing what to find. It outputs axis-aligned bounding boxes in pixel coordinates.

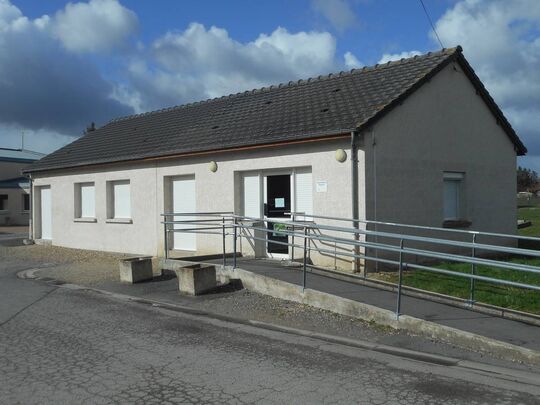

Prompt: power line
[419,0,444,49]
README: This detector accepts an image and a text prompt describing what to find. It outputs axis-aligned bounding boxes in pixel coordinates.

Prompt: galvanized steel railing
[161,212,540,318]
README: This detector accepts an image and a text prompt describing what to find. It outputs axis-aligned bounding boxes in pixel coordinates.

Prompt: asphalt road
[0,258,539,404]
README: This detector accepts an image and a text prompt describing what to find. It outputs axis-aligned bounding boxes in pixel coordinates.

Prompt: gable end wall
[364,62,517,236]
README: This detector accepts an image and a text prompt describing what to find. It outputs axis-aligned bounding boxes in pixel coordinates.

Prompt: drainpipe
[372,129,378,272]
[351,130,360,273]
[24,173,35,245]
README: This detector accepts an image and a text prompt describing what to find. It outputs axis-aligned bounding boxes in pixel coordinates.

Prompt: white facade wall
[32,139,362,267]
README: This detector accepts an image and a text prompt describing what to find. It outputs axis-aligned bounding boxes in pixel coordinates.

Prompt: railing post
[233,217,237,270]
[291,213,295,262]
[222,216,226,269]
[396,239,404,319]
[334,241,337,270]
[164,214,169,259]
[469,233,477,306]
[302,227,308,292]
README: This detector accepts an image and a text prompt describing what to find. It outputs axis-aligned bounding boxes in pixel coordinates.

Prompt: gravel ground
[1,244,131,285]
[3,243,539,371]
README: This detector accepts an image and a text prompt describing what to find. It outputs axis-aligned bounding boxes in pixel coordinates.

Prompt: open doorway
[240,167,312,259]
[265,174,291,256]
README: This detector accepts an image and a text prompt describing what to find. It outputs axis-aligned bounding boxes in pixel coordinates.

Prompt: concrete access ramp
[162,257,540,365]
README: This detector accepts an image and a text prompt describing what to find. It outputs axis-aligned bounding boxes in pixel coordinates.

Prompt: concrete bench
[174,263,216,295]
[119,257,153,283]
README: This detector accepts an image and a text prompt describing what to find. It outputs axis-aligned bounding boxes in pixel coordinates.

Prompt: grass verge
[518,206,540,238]
[376,257,540,315]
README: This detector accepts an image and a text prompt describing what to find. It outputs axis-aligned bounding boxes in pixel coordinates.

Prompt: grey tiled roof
[26,46,526,173]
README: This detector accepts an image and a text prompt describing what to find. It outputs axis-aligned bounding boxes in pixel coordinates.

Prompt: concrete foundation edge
[216,266,540,365]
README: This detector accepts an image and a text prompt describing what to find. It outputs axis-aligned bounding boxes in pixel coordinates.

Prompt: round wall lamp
[209,161,218,172]
[335,149,347,163]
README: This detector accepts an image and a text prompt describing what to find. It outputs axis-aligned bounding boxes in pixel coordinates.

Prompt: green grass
[374,203,540,314]
[381,257,540,314]
[518,205,540,237]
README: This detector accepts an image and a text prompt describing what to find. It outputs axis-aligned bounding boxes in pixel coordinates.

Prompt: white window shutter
[172,177,197,250]
[40,187,52,240]
[295,170,313,216]
[113,182,131,218]
[80,184,95,218]
[444,180,459,219]
[243,174,261,218]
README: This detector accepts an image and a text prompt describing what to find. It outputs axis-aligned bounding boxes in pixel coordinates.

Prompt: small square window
[22,194,30,211]
[0,194,8,211]
[75,182,95,218]
[107,180,131,219]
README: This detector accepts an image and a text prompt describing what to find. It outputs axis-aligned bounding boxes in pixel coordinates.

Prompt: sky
[0,0,539,171]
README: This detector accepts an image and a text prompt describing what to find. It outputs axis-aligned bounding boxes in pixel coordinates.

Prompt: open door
[265,174,291,256]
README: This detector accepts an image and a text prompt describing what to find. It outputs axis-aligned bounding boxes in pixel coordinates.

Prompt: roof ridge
[108,46,461,125]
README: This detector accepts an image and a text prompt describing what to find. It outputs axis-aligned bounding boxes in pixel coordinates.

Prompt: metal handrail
[161,211,233,216]
[234,214,540,259]
[162,212,540,318]
[164,213,540,275]
[288,211,540,243]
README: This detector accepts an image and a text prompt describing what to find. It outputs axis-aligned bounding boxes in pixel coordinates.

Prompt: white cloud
[0,124,75,154]
[311,0,358,32]
[0,1,133,143]
[0,1,364,154]
[378,50,422,64]
[433,0,540,163]
[344,51,362,69]
[122,23,347,112]
[0,0,21,29]
[51,0,138,53]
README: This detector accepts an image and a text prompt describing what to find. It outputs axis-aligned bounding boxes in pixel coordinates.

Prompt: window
[107,180,131,220]
[22,194,30,211]
[75,182,95,219]
[443,172,465,220]
[0,194,7,211]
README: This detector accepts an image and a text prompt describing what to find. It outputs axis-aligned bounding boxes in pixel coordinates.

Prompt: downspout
[351,130,360,273]
[372,129,378,272]
[24,173,35,245]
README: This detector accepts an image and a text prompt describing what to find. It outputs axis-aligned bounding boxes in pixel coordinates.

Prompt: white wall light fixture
[335,149,347,163]
[209,161,218,172]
